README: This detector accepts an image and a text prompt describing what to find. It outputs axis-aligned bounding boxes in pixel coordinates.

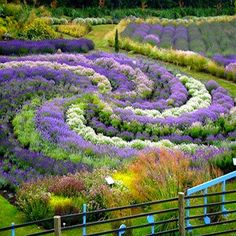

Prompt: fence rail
[186,170,236,227]
[0,172,236,236]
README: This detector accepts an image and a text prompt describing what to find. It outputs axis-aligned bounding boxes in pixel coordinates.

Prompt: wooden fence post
[54,216,62,236]
[178,192,185,236]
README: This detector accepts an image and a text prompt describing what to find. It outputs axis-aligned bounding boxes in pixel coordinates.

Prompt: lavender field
[122,18,236,66]
[0,9,236,235]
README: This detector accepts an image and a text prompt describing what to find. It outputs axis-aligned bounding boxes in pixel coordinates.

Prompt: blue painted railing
[83,204,86,236]
[186,170,236,228]
[11,223,15,236]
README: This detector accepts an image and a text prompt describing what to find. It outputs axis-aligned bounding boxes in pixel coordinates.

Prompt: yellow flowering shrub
[57,23,91,38]
[22,18,58,40]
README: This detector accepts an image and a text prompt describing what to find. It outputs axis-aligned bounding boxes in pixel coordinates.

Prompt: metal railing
[0,172,236,236]
[30,196,180,236]
[186,170,236,228]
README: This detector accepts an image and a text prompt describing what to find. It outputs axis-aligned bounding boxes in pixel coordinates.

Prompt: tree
[141,0,148,9]
[178,0,185,7]
[114,29,119,53]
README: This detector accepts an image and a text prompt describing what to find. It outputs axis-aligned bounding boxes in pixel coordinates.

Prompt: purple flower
[144,34,160,45]
[0,39,94,55]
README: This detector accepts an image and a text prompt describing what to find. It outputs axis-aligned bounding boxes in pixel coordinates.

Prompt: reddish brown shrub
[48,176,85,197]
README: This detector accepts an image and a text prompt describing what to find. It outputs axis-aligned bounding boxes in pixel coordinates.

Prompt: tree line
[4,0,234,8]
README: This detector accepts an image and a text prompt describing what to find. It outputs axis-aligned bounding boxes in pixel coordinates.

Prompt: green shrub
[0,25,6,39]
[17,180,54,223]
[209,149,236,173]
[50,196,80,216]
[21,18,58,40]
[35,6,51,17]
[0,177,8,189]
[0,16,18,38]
[2,3,23,19]
[16,168,130,222]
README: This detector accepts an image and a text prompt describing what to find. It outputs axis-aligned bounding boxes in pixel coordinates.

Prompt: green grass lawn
[54,24,116,52]
[0,195,41,236]
[86,24,116,52]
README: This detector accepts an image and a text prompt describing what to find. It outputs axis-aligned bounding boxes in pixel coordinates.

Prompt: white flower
[124,75,211,118]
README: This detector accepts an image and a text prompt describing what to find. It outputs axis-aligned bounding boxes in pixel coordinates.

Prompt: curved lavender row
[82,57,187,109]
[0,60,113,94]
[0,52,235,163]
[66,86,235,146]
[0,65,97,118]
[81,107,235,144]
[113,86,234,126]
[35,99,139,159]
[0,62,100,185]
[1,54,233,129]
[0,126,87,186]
[0,53,188,109]
[35,97,223,158]
[0,54,135,95]
[122,75,211,118]
[104,63,188,110]
[66,101,234,149]
[0,39,95,55]
[88,52,188,109]
[0,53,233,129]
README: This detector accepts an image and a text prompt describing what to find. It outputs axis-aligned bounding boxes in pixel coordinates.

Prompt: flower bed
[16,148,230,223]
[0,50,235,227]
[0,38,94,55]
[0,52,235,190]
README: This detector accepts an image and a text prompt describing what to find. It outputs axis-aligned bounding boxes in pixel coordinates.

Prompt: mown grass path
[86,24,116,51]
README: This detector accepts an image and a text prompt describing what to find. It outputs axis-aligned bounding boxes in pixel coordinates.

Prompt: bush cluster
[20,18,58,40]
[16,148,226,231]
[72,17,113,25]
[56,23,91,38]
